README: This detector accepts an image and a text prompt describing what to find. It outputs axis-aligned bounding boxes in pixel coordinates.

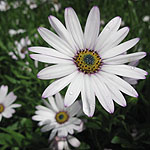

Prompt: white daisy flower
[0,85,21,122]
[32,93,83,140]
[49,135,80,150]
[15,36,31,59]
[29,6,147,116]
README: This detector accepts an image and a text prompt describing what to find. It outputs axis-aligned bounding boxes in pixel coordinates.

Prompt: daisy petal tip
[28,47,31,51]
[65,7,72,11]
[122,103,127,107]
[29,54,33,59]
[42,95,46,99]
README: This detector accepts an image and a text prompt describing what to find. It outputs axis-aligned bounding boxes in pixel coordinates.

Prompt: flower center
[0,104,4,113]
[55,111,69,124]
[73,49,102,74]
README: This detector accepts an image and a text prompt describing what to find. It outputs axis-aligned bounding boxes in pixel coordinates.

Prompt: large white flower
[29,6,147,116]
[0,85,21,121]
[32,93,83,140]
[49,135,80,150]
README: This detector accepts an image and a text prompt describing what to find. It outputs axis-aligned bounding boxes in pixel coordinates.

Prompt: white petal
[0,115,2,122]
[29,46,71,59]
[99,71,138,97]
[101,38,140,59]
[84,6,100,50]
[67,101,82,117]
[3,92,17,107]
[101,77,127,107]
[2,110,13,118]
[94,16,121,51]
[41,124,55,132]
[58,141,65,150]
[92,74,114,113]
[65,7,84,49]
[55,93,64,110]
[30,54,72,64]
[68,136,80,148]
[58,128,68,137]
[103,52,146,64]
[99,27,129,53]
[64,72,83,107]
[48,96,59,112]
[81,75,95,117]
[48,15,77,52]
[101,64,146,79]
[9,104,21,108]
[0,85,8,102]
[123,77,138,85]
[49,129,57,141]
[42,71,78,98]
[37,64,76,80]
[38,27,74,57]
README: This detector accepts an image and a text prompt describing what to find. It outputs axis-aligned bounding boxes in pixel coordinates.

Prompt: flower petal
[37,64,76,80]
[55,93,64,110]
[103,52,146,64]
[65,7,84,49]
[101,64,146,79]
[42,71,78,98]
[92,74,114,113]
[99,27,129,53]
[101,38,140,59]
[4,92,17,107]
[67,101,82,117]
[29,46,71,59]
[101,77,127,107]
[0,85,8,102]
[64,72,83,107]
[84,6,100,50]
[100,71,138,97]
[81,75,95,117]
[94,16,121,51]
[47,96,59,112]
[41,124,55,132]
[38,27,74,56]
[30,54,72,64]
[68,135,80,147]
[48,15,77,52]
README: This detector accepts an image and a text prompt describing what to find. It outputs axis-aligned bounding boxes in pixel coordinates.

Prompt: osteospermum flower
[49,135,81,150]
[0,85,21,121]
[32,93,83,140]
[29,6,147,116]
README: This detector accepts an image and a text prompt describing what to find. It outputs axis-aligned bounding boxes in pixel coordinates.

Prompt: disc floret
[73,49,102,74]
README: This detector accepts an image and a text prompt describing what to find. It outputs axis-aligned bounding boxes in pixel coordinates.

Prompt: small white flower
[15,36,31,59]
[49,135,81,150]
[0,85,21,122]
[29,6,147,117]
[9,29,26,36]
[143,16,150,22]
[26,0,37,9]
[32,93,83,140]
[0,1,10,11]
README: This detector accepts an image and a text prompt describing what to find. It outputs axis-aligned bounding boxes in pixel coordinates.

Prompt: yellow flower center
[73,49,102,74]
[0,104,4,113]
[55,111,69,124]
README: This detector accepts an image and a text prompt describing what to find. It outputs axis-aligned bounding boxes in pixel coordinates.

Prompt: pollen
[73,49,102,74]
[0,104,4,113]
[55,111,69,124]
